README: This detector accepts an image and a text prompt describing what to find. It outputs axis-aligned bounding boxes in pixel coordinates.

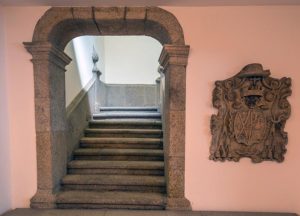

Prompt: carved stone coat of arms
[210,63,292,163]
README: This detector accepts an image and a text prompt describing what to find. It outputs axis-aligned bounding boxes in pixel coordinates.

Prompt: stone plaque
[210,63,292,163]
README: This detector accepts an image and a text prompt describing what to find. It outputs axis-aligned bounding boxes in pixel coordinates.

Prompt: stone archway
[24,7,190,210]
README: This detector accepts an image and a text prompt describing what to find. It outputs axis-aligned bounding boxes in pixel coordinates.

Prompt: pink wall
[3,6,49,211]
[1,5,300,214]
[165,6,300,213]
[0,6,11,215]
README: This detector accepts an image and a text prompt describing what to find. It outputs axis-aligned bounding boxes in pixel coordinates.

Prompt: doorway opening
[65,35,162,109]
[61,35,165,209]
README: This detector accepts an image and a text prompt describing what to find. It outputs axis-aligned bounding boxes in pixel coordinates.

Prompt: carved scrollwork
[210,63,292,163]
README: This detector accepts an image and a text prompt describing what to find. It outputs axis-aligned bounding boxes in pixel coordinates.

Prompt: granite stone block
[167,65,186,111]
[165,156,185,198]
[51,131,67,188]
[33,64,51,99]
[166,198,192,211]
[35,98,51,132]
[145,7,184,45]
[167,111,185,157]
[30,190,57,209]
[126,7,146,20]
[71,7,100,35]
[35,132,53,189]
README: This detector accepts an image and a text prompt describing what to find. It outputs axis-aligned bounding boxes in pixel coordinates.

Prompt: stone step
[68,160,164,176]
[89,119,162,129]
[80,137,163,149]
[84,128,163,138]
[73,148,164,161]
[93,112,161,120]
[100,107,159,112]
[61,174,166,193]
[56,191,166,209]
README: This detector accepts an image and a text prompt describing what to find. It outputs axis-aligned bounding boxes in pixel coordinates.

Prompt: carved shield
[210,63,292,163]
[233,110,267,146]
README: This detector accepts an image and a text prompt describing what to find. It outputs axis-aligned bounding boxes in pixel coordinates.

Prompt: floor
[1,209,297,216]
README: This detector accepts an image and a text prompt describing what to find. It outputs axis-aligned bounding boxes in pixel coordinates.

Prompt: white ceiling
[1,0,300,6]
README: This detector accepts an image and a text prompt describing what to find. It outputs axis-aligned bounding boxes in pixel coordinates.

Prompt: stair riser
[89,124,162,129]
[68,169,164,176]
[62,185,166,193]
[85,133,162,138]
[93,116,161,120]
[81,139,163,144]
[57,204,165,210]
[99,107,159,112]
[80,143,163,149]
[74,155,164,161]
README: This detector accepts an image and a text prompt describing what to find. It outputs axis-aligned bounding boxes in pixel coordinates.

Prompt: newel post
[159,44,191,210]
[156,66,165,113]
[92,46,102,113]
[24,41,71,208]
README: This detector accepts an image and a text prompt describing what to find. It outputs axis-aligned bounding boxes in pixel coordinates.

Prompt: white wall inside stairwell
[65,35,162,106]
[65,40,82,107]
[65,36,105,107]
[103,36,162,84]
[94,36,106,81]
[0,6,11,215]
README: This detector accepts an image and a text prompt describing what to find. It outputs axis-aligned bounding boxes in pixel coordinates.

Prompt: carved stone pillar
[159,44,191,210]
[24,42,71,208]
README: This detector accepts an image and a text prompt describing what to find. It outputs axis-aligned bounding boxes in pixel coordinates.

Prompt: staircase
[56,107,166,209]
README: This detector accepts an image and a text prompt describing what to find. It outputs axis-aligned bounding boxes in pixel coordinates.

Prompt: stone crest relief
[210,63,292,163]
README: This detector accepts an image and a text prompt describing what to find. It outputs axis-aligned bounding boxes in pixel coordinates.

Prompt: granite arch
[24,6,190,210]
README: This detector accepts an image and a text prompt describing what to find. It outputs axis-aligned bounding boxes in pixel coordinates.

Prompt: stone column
[24,42,72,208]
[159,44,191,210]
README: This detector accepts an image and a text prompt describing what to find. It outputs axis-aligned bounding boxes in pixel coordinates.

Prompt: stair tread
[95,112,161,115]
[93,112,161,119]
[56,191,166,205]
[100,107,158,111]
[74,148,164,156]
[85,129,163,135]
[90,119,162,124]
[62,174,165,185]
[80,137,163,143]
[68,160,164,169]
